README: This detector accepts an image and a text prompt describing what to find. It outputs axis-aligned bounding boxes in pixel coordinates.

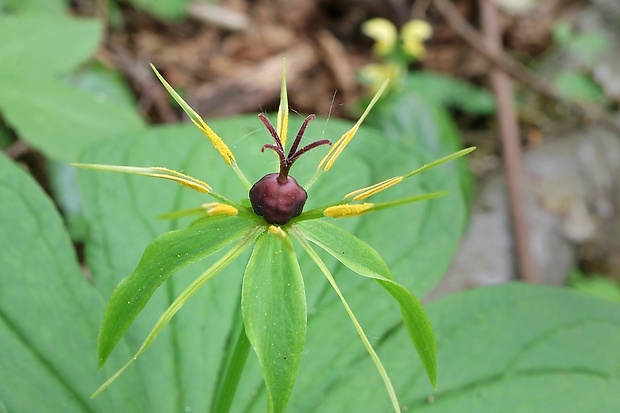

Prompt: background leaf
[2,0,67,14]
[309,283,620,412]
[0,76,144,161]
[0,15,102,77]
[128,0,191,19]
[0,153,148,412]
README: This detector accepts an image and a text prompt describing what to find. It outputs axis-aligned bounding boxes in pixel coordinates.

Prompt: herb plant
[75,63,474,413]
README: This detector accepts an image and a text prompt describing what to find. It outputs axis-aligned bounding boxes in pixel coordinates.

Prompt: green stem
[211,309,252,413]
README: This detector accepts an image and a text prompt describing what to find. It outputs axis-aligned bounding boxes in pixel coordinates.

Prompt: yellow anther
[317,79,388,172]
[148,167,212,193]
[277,59,289,148]
[268,225,287,238]
[152,64,236,165]
[344,176,403,201]
[323,203,373,218]
[201,203,238,216]
[190,119,235,166]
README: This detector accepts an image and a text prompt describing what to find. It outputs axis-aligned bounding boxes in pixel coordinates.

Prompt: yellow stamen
[344,176,403,201]
[202,203,238,216]
[277,59,289,149]
[324,203,373,218]
[318,79,388,172]
[268,225,287,238]
[151,64,236,165]
[72,164,212,193]
[190,119,235,166]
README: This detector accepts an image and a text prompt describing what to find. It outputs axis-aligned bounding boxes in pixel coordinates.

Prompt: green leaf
[403,71,495,116]
[0,153,147,411]
[242,231,307,413]
[128,0,190,19]
[98,215,256,365]
[312,283,620,412]
[294,220,436,387]
[0,15,102,77]
[0,76,144,161]
[2,0,67,14]
[555,70,604,103]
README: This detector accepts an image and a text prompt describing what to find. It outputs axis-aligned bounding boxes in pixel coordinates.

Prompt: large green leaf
[77,116,467,410]
[0,153,148,411]
[97,215,256,366]
[0,15,101,77]
[0,76,144,161]
[311,283,620,412]
[242,230,306,413]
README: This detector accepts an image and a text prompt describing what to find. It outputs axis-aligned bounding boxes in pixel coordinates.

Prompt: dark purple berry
[249,173,307,225]
[249,113,331,225]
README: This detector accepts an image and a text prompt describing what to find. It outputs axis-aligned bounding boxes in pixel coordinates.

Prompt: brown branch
[479,0,538,283]
[432,0,620,135]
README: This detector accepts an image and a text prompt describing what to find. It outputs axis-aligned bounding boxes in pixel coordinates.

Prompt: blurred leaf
[0,14,101,77]
[77,116,468,410]
[570,269,620,303]
[242,231,306,413]
[0,76,144,161]
[0,153,148,412]
[552,22,573,44]
[128,0,190,19]
[69,63,138,111]
[2,0,66,14]
[555,70,604,103]
[403,72,495,116]
[310,283,620,412]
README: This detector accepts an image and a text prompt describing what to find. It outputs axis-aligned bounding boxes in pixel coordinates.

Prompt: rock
[427,122,620,301]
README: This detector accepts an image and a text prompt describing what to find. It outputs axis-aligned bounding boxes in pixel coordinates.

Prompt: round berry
[249,173,307,225]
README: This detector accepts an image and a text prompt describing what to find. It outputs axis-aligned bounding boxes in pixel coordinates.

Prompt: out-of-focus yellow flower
[362,18,433,60]
[401,20,432,58]
[362,18,398,56]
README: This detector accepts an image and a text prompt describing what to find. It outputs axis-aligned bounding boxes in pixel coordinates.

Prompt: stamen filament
[318,79,389,172]
[72,164,212,193]
[345,176,403,201]
[151,64,235,165]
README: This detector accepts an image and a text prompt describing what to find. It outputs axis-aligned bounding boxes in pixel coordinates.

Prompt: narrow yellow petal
[318,79,389,172]
[324,203,373,218]
[202,202,238,216]
[344,176,403,201]
[151,64,235,165]
[73,163,212,193]
[277,58,289,149]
